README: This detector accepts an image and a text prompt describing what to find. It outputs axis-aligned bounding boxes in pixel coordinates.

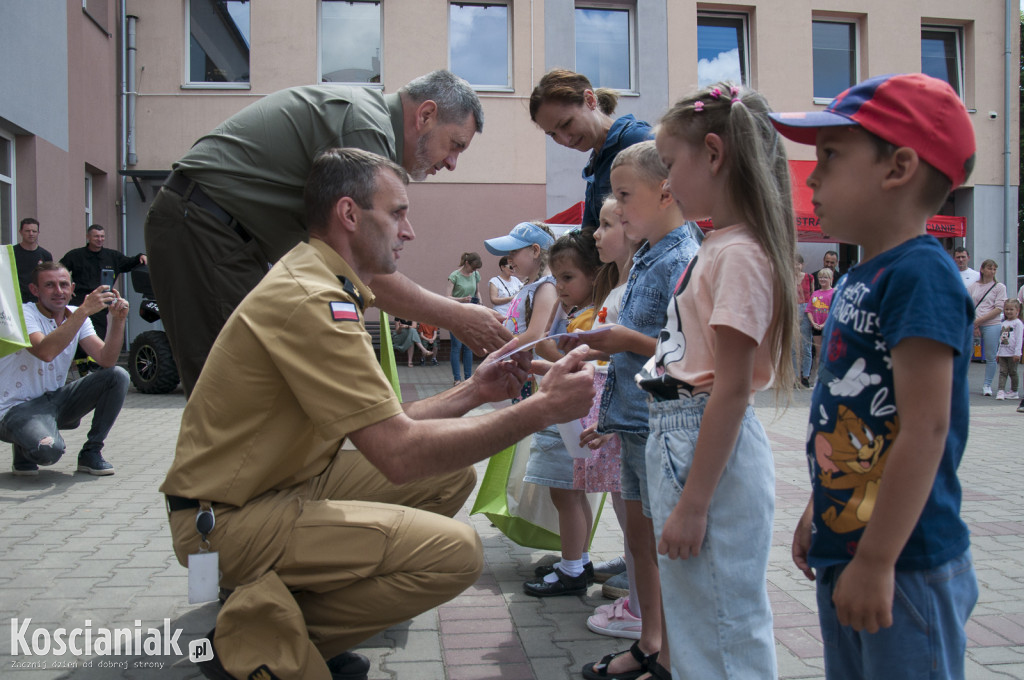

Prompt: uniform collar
[308,238,376,309]
[385,93,404,171]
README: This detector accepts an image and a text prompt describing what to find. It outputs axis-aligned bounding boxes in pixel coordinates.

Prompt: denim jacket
[598,224,701,434]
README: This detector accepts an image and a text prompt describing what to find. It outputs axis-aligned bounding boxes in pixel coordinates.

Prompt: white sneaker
[1006,391,1019,399]
[983,385,993,396]
[587,597,642,640]
[996,390,1006,400]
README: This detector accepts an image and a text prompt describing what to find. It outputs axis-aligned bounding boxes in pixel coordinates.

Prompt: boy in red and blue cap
[771,73,977,679]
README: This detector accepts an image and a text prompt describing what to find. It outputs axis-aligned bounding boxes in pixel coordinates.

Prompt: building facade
[0,0,120,260]
[2,0,1020,328]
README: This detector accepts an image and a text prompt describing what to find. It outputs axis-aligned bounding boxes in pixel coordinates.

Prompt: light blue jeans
[979,324,1000,389]
[816,549,977,680]
[449,332,473,382]
[646,394,777,680]
[797,311,813,378]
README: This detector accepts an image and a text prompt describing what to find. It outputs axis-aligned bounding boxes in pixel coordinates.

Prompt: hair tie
[709,87,722,99]
[731,97,741,104]
[694,101,705,112]
[730,86,740,96]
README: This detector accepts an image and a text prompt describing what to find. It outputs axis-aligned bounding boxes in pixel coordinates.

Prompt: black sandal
[643,659,672,680]
[581,640,659,680]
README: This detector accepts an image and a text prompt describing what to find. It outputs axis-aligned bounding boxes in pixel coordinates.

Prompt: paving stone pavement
[0,360,1021,679]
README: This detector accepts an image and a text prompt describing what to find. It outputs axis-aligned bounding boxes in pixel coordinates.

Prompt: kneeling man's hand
[469,337,533,403]
[537,345,595,424]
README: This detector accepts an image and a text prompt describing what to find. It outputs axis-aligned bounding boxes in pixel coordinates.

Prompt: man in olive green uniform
[145,70,509,397]
[161,149,595,680]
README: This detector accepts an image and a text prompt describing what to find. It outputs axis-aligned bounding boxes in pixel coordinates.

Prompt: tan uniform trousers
[169,450,481,680]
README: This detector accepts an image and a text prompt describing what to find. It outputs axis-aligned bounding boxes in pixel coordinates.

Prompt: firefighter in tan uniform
[161,148,595,680]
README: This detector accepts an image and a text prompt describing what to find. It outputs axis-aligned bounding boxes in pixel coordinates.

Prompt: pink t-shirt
[807,288,834,326]
[652,224,777,398]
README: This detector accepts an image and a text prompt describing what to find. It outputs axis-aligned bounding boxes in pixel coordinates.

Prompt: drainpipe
[1003,0,1014,282]
[119,0,128,253]
[127,15,138,167]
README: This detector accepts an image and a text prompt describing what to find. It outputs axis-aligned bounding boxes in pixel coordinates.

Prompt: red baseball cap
[769,73,976,188]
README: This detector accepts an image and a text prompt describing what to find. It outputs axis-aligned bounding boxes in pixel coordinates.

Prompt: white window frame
[448,1,513,92]
[574,1,636,94]
[0,129,14,246]
[812,18,859,105]
[84,172,94,229]
[184,0,251,90]
[319,0,384,88]
[696,11,750,87]
[921,25,964,99]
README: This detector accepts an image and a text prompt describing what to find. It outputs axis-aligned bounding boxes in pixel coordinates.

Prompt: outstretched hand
[468,338,532,403]
[537,345,595,424]
[455,304,513,355]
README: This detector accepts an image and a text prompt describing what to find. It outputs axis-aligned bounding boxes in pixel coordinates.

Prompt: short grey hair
[305,148,409,234]
[400,70,484,133]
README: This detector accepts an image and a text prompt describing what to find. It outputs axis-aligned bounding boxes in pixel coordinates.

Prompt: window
[922,26,963,97]
[812,20,857,101]
[187,0,250,86]
[321,1,381,84]
[0,132,12,245]
[84,173,94,229]
[697,13,749,87]
[575,5,632,91]
[449,3,510,89]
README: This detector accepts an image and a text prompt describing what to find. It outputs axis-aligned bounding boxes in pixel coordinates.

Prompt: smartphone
[100,268,115,304]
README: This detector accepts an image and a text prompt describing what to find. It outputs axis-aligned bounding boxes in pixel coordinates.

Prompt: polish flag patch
[330,301,359,322]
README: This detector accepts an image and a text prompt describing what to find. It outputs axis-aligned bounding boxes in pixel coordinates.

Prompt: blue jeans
[647,395,777,680]
[449,333,473,381]
[979,324,1000,388]
[0,367,129,464]
[797,312,813,378]
[816,549,977,680]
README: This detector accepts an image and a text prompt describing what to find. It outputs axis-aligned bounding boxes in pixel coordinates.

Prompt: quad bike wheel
[129,330,180,394]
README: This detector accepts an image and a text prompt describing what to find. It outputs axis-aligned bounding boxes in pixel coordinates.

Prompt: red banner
[546,160,965,242]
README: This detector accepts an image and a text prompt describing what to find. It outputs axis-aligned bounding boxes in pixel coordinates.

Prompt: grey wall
[970,183,1019,288]
[0,0,70,149]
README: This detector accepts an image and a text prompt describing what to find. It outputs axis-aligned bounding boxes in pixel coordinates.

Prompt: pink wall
[387,182,547,300]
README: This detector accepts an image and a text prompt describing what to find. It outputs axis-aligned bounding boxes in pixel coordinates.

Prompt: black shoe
[195,628,370,680]
[800,376,810,388]
[12,446,39,476]
[534,560,595,584]
[326,651,370,680]
[77,450,115,476]
[194,630,234,680]
[523,566,589,597]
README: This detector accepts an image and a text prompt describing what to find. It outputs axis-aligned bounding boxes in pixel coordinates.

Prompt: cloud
[698,48,741,86]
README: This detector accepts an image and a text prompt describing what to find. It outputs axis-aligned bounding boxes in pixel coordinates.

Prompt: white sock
[581,551,590,565]
[543,557,584,583]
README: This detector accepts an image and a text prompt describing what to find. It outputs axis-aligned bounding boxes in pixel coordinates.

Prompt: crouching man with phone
[0,262,130,476]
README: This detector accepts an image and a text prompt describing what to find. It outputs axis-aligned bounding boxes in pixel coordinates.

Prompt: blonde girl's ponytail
[660,82,798,397]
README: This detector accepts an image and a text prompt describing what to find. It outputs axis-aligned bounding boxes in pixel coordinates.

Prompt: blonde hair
[660,82,797,396]
[518,222,556,326]
[610,140,667,186]
[816,268,834,282]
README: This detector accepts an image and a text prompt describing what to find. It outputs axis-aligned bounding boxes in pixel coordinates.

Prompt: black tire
[129,330,180,394]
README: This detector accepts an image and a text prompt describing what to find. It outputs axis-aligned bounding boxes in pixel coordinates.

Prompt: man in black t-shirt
[12,218,53,303]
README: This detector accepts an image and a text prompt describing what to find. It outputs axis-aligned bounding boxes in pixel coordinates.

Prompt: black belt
[162,171,251,243]
[165,494,202,513]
